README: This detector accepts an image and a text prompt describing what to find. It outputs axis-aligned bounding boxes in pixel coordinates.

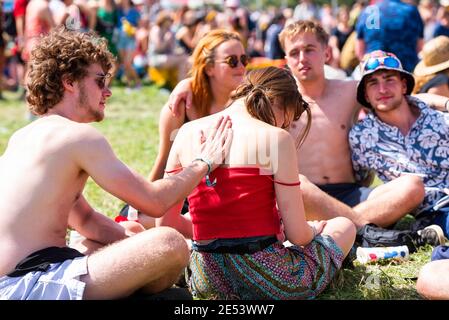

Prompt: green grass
[0,85,434,299]
[321,246,430,299]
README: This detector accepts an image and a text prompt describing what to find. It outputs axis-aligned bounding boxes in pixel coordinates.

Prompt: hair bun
[251,84,266,95]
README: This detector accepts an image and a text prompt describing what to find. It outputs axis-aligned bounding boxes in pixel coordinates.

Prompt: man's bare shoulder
[10,116,106,148]
[327,78,358,91]
[1,117,109,184]
[66,121,105,143]
[325,79,362,111]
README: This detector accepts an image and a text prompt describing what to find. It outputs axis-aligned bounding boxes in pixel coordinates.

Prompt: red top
[187,167,296,240]
[13,0,27,18]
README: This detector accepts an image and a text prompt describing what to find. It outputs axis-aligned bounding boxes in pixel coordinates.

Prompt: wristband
[193,157,217,187]
[445,99,449,112]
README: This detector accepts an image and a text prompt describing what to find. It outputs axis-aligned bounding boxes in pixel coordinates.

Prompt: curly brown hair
[26,27,115,115]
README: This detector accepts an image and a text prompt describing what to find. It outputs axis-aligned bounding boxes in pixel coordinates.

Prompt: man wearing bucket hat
[277,21,426,230]
[413,35,449,97]
[350,50,449,237]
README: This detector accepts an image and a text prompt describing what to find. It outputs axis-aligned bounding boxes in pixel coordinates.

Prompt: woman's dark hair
[231,66,311,148]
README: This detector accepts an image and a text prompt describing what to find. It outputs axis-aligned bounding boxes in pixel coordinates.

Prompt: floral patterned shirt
[349,96,449,211]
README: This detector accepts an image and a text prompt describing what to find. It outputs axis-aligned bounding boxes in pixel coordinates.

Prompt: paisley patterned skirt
[187,235,344,300]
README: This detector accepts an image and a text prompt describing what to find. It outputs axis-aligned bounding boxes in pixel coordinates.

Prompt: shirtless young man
[0,28,232,300]
[278,20,425,228]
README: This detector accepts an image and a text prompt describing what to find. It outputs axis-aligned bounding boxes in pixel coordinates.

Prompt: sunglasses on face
[216,54,249,68]
[89,72,112,89]
[364,56,401,71]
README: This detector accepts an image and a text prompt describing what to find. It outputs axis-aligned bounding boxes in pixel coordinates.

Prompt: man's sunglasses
[364,56,400,71]
[216,54,249,68]
[89,72,112,89]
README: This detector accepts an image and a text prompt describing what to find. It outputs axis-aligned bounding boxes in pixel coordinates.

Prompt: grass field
[0,85,434,300]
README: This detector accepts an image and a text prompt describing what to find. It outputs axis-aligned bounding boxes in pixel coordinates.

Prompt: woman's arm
[148,102,186,181]
[273,130,320,246]
[155,201,193,238]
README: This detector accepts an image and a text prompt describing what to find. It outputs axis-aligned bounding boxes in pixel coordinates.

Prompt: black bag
[355,210,442,253]
[355,224,417,251]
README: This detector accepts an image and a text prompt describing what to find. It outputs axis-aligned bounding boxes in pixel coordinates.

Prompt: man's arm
[426,84,449,98]
[68,195,129,244]
[274,130,325,246]
[413,93,449,112]
[74,116,232,218]
[167,77,193,117]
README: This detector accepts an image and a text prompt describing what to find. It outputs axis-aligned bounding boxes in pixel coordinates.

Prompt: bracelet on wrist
[193,157,212,174]
[445,99,449,112]
[193,157,217,187]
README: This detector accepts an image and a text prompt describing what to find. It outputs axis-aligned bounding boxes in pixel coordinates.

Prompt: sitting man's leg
[300,175,425,229]
[417,259,449,299]
[80,227,189,299]
[353,175,425,228]
[299,175,368,228]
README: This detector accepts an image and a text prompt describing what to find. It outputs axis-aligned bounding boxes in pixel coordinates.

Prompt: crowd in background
[0,0,449,97]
